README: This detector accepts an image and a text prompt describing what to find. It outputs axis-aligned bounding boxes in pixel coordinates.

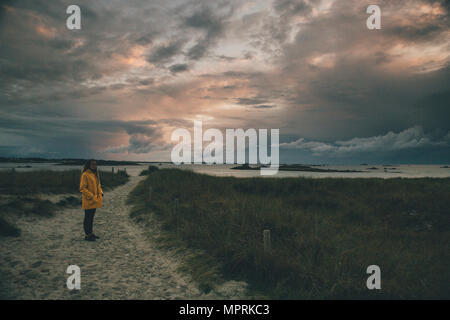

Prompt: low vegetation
[0,169,129,237]
[128,168,450,299]
[139,165,160,176]
[0,169,129,195]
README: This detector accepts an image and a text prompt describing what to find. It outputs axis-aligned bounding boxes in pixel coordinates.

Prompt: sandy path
[0,175,248,299]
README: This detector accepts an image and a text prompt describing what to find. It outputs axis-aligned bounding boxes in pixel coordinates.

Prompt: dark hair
[82,159,96,173]
[81,159,101,185]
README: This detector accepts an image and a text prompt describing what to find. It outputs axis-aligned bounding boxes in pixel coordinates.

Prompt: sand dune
[0,175,248,299]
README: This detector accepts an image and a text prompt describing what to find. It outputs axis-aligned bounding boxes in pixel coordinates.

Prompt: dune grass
[128,168,450,299]
[0,169,129,195]
[0,216,20,237]
[0,196,65,238]
[0,169,130,237]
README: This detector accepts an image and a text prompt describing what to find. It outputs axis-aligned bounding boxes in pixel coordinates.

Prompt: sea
[0,163,449,179]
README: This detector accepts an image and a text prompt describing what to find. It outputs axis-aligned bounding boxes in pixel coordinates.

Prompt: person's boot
[92,234,100,239]
[84,234,96,241]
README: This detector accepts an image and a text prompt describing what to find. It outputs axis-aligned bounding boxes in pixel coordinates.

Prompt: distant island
[54,159,143,166]
[0,157,143,166]
[231,164,363,173]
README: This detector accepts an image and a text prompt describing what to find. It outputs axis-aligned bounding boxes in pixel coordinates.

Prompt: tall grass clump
[139,165,159,176]
[128,168,450,299]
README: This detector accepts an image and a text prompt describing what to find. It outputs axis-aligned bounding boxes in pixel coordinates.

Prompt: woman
[79,159,103,241]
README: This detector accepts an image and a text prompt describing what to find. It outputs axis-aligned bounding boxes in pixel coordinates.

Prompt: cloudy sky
[0,0,449,164]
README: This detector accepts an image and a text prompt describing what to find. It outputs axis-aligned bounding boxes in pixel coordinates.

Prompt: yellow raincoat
[79,169,103,210]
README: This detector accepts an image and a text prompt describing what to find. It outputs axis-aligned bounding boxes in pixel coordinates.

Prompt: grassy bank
[128,168,450,299]
[0,169,129,195]
[0,169,129,237]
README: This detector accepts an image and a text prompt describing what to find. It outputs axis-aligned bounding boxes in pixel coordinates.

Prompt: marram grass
[128,168,450,299]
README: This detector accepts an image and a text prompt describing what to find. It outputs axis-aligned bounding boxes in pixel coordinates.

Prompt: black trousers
[83,208,96,235]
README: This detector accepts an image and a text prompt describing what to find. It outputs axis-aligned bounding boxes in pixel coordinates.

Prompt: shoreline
[1,163,449,180]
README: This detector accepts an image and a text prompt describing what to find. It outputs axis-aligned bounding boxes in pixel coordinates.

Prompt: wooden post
[11,168,15,187]
[263,229,271,255]
[312,213,319,258]
[175,198,179,236]
[147,184,152,201]
[124,168,127,175]
[314,212,318,239]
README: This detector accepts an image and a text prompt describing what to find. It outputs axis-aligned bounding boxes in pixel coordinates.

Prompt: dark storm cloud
[1,0,449,163]
[244,0,314,50]
[183,4,234,60]
[380,1,449,42]
[203,70,262,79]
[264,0,450,143]
[103,134,166,154]
[215,55,236,62]
[0,112,179,156]
[147,40,186,64]
[281,126,450,155]
[0,0,177,90]
[0,1,184,115]
[138,78,154,86]
[0,113,157,136]
[280,125,450,164]
[169,63,189,73]
[0,0,235,159]
[235,97,268,105]
[253,105,275,109]
[387,24,443,41]
[273,0,312,18]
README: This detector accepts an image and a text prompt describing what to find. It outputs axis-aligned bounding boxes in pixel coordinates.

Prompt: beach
[0,174,249,299]
[1,165,449,299]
